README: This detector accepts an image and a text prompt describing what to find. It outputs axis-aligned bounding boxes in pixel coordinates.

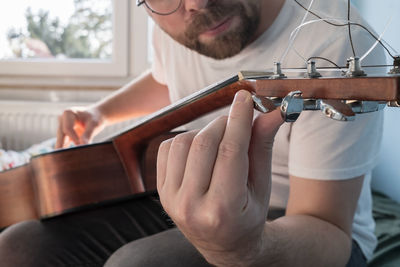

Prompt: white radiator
[0,98,136,151]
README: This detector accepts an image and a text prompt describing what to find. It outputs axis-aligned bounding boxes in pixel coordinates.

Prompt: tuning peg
[346,57,366,77]
[320,100,355,121]
[271,62,287,79]
[389,56,400,75]
[281,91,303,122]
[306,60,322,78]
[252,95,278,113]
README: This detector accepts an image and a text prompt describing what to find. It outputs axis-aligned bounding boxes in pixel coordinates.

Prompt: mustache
[185,1,244,37]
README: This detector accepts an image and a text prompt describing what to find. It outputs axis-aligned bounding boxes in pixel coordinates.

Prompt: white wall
[353,0,400,203]
[352,0,400,57]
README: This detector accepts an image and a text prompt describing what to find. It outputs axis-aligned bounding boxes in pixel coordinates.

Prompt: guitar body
[0,74,399,229]
[0,164,37,228]
[0,142,144,228]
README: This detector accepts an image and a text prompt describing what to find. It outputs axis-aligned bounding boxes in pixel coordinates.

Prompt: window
[0,0,142,79]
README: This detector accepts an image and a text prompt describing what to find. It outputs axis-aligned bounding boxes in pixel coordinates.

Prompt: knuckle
[60,109,75,124]
[191,133,215,152]
[218,140,243,159]
[200,205,225,230]
[171,132,193,149]
[62,109,74,117]
[158,139,172,152]
[174,202,194,226]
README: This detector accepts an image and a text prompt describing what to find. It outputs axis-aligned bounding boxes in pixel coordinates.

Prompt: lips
[200,16,234,37]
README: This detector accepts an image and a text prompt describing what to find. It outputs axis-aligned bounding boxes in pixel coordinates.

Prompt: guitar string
[348,0,356,57]
[294,0,397,59]
[307,56,346,75]
[283,64,394,70]
[281,1,396,72]
[280,0,315,64]
[285,17,365,66]
[360,13,394,62]
[286,17,397,75]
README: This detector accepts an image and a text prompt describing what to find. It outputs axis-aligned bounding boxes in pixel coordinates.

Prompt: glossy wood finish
[253,76,400,101]
[0,74,399,229]
[31,142,131,217]
[0,164,38,227]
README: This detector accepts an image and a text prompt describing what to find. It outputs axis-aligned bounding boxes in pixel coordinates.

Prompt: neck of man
[250,0,286,44]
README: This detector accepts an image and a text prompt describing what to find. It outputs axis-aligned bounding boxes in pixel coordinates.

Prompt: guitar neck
[112,73,400,147]
[253,76,400,101]
[109,72,399,182]
[112,75,245,146]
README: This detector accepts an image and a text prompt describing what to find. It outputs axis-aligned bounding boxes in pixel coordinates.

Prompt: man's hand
[157,90,283,266]
[56,106,105,149]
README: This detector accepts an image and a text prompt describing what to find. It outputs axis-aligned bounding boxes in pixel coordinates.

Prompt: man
[0,0,385,266]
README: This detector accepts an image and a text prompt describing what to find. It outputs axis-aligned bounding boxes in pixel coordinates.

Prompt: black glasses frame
[136,0,183,16]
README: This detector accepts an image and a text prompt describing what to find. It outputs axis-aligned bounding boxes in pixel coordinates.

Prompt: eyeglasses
[136,0,183,16]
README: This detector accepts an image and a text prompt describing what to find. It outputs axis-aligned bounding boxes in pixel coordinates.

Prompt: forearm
[206,215,352,267]
[93,71,170,125]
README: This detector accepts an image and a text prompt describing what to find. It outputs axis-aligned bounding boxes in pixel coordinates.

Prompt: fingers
[55,108,102,149]
[159,131,199,194]
[157,90,283,208]
[209,90,254,199]
[181,116,228,195]
[80,119,98,145]
[55,110,80,149]
[157,116,228,198]
[248,109,284,202]
[157,138,172,192]
[55,123,66,149]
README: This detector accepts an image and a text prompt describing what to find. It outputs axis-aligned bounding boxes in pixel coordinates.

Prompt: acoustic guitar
[0,70,399,229]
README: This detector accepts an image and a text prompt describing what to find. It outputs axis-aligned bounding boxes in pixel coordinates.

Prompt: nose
[183,0,209,12]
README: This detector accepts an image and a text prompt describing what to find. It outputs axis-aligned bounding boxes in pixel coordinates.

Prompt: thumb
[248,109,284,203]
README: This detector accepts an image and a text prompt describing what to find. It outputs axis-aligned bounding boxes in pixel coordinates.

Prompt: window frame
[0,0,148,81]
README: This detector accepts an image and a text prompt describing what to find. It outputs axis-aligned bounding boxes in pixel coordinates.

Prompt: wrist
[199,231,267,267]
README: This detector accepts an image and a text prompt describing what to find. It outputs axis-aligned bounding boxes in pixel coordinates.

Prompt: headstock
[239,63,400,122]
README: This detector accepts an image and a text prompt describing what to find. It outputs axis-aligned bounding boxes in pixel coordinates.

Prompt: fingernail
[235,90,249,103]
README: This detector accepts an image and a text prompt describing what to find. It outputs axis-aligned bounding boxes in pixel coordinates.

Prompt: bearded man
[0,0,385,266]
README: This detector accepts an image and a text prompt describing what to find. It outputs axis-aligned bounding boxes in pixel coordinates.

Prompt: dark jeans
[0,194,366,267]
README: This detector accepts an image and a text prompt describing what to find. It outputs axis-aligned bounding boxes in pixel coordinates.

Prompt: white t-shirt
[152,0,386,260]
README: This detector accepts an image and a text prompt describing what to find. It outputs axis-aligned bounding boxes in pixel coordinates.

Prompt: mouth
[199,16,234,38]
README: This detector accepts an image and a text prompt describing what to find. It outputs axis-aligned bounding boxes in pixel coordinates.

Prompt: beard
[173,1,261,60]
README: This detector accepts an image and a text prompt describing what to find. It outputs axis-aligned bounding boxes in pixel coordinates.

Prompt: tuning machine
[389,56,400,75]
[270,62,287,79]
[320,100,356,121]
[280,91,304,122]
[347,101,387,113]
[346,57,366,77]
[252,91,304,122]
[252,95,277,113]
[252,92,389,124]
[306,60,322,78]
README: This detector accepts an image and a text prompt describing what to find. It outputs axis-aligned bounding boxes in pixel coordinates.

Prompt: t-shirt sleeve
[151,25,167,85]
[288,23,386,180]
